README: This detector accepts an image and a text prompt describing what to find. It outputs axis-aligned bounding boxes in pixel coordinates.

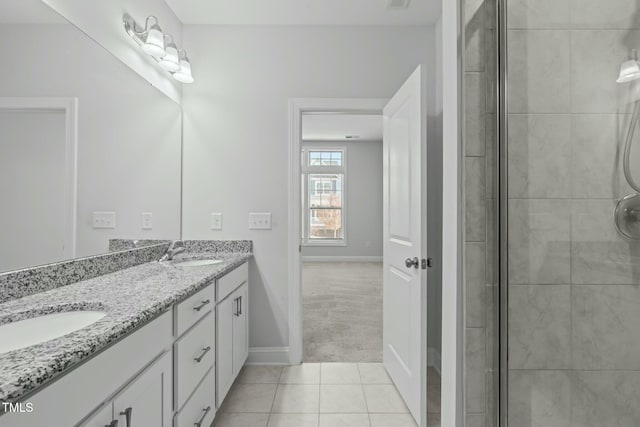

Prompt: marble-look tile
[465,243,487,328]
[357,363,391,384]
[571,199,640,285]
[370,414,418,427]
[507,0,571,29]
[508,199,571,285]
[319,413,371,427]
[572,285,640,370]
[571,30,640,114]
[571,0,640,29]
[279,363,321,384]
[572,371,640,427]
[321,363,361,384]
[508,285,571,369]
[571,115,627,198]
[465,413,486,427]
[320,385,368,413]
[465,327,486,414]
[465,157,486,242]
[223,384,277,413]
[465,73,487,156]
[363,385,409,413]
[508,370,571,427]
[465,0,486,72]
[508,114,571,198]
[267,414,318,427]
[271,384,320,413]
[237,366,282,384]
[485,114,496,199]
[214,413,270,427]
[508,30,571,113]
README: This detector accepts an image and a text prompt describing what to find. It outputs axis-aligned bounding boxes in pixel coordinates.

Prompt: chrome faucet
[159,240,186,262]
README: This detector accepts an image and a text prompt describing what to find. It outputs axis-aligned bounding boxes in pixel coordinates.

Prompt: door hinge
[422,258,433,269]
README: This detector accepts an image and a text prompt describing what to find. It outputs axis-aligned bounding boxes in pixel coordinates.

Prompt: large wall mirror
[0,0,182,273]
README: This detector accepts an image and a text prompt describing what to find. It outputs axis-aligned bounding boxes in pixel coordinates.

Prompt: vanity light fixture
[123,13,194,83]
[617,49,640,83]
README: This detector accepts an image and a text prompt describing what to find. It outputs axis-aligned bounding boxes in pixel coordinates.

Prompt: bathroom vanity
[0,242,251,427]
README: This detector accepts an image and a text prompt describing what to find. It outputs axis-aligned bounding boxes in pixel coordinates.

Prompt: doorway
[299,113,384,363]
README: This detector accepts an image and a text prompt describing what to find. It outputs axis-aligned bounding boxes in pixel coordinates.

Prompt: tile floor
[214,363,441,427]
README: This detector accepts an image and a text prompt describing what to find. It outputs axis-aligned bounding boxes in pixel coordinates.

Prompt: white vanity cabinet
[82,351,172,427]
[216,263,249,407]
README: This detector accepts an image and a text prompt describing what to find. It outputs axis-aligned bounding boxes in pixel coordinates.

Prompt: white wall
[182,25,437,352]
[0,111,66,272]
[301,140,383,259]
[0,24,182,260]
[43,0,184,103]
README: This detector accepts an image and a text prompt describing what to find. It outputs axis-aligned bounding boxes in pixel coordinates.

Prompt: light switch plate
[210,213,223,230]
[93,212,116,229]
[249,212,272,230]
[141,212,153,230]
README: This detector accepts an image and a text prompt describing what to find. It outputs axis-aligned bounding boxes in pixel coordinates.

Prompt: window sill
[303,241,347,247]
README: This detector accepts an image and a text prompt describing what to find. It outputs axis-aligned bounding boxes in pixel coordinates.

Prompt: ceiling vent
[387,0,411,10]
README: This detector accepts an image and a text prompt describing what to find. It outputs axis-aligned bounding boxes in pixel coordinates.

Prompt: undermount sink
[0,310,106,354]
[172,259,224,267]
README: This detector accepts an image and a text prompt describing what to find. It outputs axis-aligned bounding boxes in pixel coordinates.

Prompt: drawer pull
[194,406,211,427]
[119,407,132,427]
[193,299,211,312]
[106,421,118,427]
[194,346,212,363]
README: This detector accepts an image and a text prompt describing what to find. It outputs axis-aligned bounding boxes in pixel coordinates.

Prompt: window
[302,148,346,245]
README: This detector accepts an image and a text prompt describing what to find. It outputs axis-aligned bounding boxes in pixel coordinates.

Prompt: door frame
[287,98,388,364]
[0,97,78,259]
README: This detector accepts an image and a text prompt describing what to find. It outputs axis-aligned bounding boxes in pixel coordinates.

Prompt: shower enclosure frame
[496,0,508,425]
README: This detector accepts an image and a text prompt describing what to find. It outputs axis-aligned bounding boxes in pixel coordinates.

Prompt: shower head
[617,50,640,83]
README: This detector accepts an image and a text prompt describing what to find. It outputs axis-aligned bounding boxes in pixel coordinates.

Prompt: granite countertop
[0,251,252,404]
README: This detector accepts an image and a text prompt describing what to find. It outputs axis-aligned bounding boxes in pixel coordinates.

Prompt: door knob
[405,257,419,269]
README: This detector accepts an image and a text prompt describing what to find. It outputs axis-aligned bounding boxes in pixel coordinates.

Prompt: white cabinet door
[113,352,172,427]
[383,65,428,427]
[78,403,113,427]
[216,294,234,408]
[232,283,249,376]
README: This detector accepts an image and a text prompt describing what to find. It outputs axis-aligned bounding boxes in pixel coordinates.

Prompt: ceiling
[164,0,441,26]
[302,114,383,142]
[0,0,66,24]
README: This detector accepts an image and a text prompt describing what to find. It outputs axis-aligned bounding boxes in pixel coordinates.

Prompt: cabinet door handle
[233,297,239,316]
[239,295,242,315]
[105,421,118,427]
[194,406,211,427]
[194,346,212,363]
[119,407,132,427]
[193,299,211,312]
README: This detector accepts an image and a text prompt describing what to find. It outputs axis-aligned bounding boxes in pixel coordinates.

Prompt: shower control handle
[405,257,420,269]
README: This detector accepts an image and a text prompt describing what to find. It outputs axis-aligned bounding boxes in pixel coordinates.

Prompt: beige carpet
[302,262,383,363]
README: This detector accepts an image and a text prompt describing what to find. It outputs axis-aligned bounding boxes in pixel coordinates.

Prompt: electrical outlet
[210,213,223,230]
[93,212,116,229]
[249,212,272,230]
[141,212,153,230]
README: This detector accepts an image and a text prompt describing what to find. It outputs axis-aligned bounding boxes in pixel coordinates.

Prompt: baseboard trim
[246,347,291,365]
[427,347,442,376]
[302,256,383,263]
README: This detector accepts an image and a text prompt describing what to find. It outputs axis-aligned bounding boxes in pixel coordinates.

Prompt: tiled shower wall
[506,1,640,426]
[464,0,497,426]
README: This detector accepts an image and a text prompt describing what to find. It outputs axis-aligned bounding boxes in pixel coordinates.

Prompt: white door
[382,65,427,426]
[232,283,249,375]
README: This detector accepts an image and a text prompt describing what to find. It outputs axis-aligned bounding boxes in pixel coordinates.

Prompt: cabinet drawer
[174,312,215,410]
[174,368,216,427]
[217,262,248,302]
[175,283,215,337]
